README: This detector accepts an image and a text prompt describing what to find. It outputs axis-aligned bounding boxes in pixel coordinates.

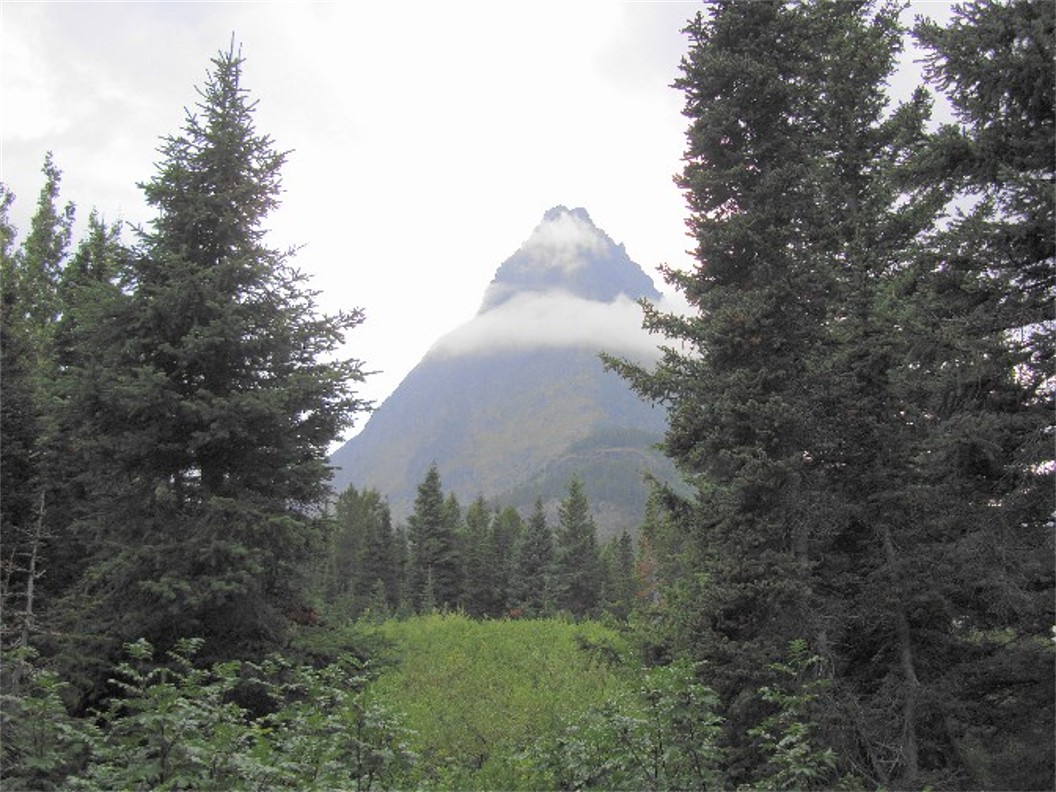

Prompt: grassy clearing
[362,613,635,789]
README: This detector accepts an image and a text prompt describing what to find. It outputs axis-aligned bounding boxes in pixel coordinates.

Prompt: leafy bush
[2,639,415,790]
[1,647,91,790]
[533,660,725,790]
[745,639,840,791]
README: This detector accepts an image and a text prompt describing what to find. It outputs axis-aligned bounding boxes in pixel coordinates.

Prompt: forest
[1,0,1053,789]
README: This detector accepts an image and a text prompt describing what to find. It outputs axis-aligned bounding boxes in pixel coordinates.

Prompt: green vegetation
[364,614,633,789]
[1,2,1052,789]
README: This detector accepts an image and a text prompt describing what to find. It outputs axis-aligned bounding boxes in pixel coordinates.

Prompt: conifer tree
[53,44,369,665]
[510,499,554,617]
[599,531,635,620]
[553,478,602,617]
[491,505,524,611]
[609,1,950,785]
[0,159,77,649]
[407,465,460,612]
[459,496,503,617]
[326,486,397,618]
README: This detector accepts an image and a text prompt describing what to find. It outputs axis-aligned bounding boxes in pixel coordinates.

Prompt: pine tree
[326,486,396,619]
[510,499,554,617]
[407,465,460,612]
[0,159,77,650]
[892,3,1054,787]
[0,184,40,649]
[599,531,636,620]
[609,2,953,785]
[491,505,523,612]
[553,478,602,618]
[459,496,503,617]
[53,44,369,666]
[12,153,74,344]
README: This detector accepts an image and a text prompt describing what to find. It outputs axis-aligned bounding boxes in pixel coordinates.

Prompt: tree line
[319,466,638,622]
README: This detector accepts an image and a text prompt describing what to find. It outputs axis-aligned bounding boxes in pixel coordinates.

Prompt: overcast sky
[2,1,953,443]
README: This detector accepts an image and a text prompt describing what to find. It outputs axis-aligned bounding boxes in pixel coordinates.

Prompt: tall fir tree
[407,465,461,612]
[325,486,398,619]
[553,478,602,618]
[458,496,504,618]
[891,2,1054,787]
[0,159,77,650]
[608,1,978,785]
[599,531,636,620]
[510,499,554,617]
[51,44,369,671]
[490,505,524,612]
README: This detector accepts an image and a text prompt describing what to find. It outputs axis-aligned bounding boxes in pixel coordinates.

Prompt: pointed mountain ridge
[329,206,674,534]
[479,205,660,312]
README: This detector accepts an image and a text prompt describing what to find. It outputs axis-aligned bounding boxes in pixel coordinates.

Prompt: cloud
[428,290,685,362]
[519,209,607,274]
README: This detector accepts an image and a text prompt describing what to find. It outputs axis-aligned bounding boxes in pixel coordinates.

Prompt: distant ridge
[328,206,677,535]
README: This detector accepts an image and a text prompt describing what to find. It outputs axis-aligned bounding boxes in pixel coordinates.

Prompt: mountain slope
[328,206,675,535]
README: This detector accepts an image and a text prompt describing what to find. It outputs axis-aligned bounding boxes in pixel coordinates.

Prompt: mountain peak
[479,206,659,313]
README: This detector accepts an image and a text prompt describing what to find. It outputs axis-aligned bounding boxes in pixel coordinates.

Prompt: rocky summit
[328,206,677,536]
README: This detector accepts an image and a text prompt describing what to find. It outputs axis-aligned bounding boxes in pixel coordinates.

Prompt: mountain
[328,206,679,537]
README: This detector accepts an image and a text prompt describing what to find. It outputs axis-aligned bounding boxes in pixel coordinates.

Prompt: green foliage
[2,639,414,790]
[553,477,604,617]
[407,465,461,612]
[535,659,724,790]
[745,640,840,791]
[44,43,370,669]
[365,613,636,789]
[244,654,415,790]
[0,647,91,790]
[73,638,254,790]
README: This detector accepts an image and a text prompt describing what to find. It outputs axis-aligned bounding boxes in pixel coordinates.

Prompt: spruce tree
[609,1,951,785]
[511,499,554,617]
[0,159,77,650]
[53,44,369,665]
[599,531,635,620]
[893,3,1054,786]
[553,478,602,618]
[459,496,503,618]
[491,505,524,612]
[407,465,460,612]
[326,486,396,618]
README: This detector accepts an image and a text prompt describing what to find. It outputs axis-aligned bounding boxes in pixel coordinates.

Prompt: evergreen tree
[599,531,636,620]
[890,3,1054,787]
[553,478,602,618]
[12,153,74,344]
[510,499,554,617]
[326,486,397,619]
[459,496,503,617]
[43,213,129,605]
[609,1,954,785]
[52,44,369,667]
[407,465,460,612]
[491,505,524,612]
[0,184,40,649]
[0,159,77,650]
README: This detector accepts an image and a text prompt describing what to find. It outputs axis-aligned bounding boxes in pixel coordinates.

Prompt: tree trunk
[881,521,920,788]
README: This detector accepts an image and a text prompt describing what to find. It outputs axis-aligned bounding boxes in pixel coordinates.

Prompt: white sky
[1,1,953,443]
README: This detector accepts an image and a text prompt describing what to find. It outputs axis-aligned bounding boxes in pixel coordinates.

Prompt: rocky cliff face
[328,206,677,536]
